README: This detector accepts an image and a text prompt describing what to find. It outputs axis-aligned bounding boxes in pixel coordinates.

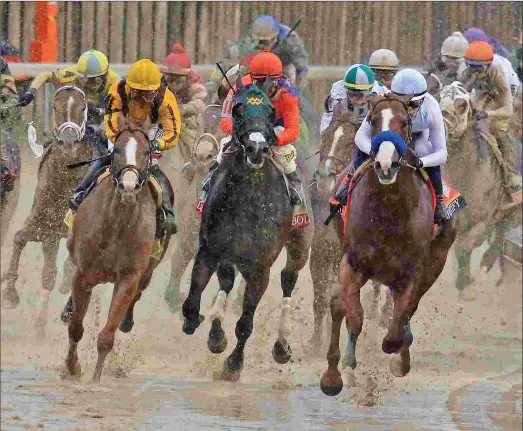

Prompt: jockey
[68,59,181,234]
[459,41,521,199]
[205,14,308,101]
[368,48,400,90]
[335,69,448,224]
[207,51,303,205]
[462,28,520,97]
[160,44,206,180]
[426,32,469,99]
[19,49,121,156]
[0,56,18,193]
[320,64,386,134]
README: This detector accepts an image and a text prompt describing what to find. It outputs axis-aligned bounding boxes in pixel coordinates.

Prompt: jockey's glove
[412,155,424,169]
[151,138,166,151]
[87,103,104,118]
[18,88,37,107]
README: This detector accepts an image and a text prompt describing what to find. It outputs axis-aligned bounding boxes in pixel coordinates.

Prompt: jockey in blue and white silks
[354,68,448,224]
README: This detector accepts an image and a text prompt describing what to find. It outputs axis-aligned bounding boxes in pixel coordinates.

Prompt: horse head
[111,114,151,206]
[440,81,471,140]
[231,82,277,169]
[192,104,222,175]
[51,73,88,148]
[316,103,359,193]
[367,94,413,185]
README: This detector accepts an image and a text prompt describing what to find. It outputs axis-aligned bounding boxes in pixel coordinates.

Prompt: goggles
[77,75,104,89]
[252,76,279,87]
[371,69,396,80]
[130,89,157,103]
[346,88,370,100]
[164,74,188,84]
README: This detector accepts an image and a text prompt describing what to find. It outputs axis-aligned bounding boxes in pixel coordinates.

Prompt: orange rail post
[30,1,58,63]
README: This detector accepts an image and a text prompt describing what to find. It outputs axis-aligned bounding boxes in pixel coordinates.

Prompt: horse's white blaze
[209,290,227,322]
[249,132,266,144]
[125,137,138,166]
[380,108,394,131]
[278,297,292,341]
[326,126,344,172]
[67,96,74,123]
[376,141,396,175]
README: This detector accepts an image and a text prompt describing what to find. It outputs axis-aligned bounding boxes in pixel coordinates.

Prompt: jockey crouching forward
[160,44,206,181]
[335,69,449,225]
[68,59,181,234]
[205,51,303,206]
[458,41,521,199]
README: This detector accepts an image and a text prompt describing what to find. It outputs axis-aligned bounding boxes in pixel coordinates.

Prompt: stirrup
[68,191,84,211]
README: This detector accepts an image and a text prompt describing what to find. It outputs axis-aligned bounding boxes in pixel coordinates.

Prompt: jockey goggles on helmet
[371,69,395,81]
[77,75,105,92]
[346,88,370,100]
[164,73,187,85]
[130,88,157,104]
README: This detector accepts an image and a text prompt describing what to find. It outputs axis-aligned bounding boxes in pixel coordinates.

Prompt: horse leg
[165,231,197,313]
[379,288,394,329]
[1,228,32,309]
[454,243,476,292]
[93,274,140,383]
[35,237,60,338]
[59,254,76,294]
[232,275,245,316]
[369,281,381,319]
[207,263,235,354]
[308,239,330,352]
[119,263,155,333]
[182,249,217,334]
[220,270,270,380]
[64,270,93,377]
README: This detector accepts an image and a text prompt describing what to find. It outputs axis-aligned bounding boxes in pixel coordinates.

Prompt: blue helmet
[252,15,280,40]
[391,68,427,101]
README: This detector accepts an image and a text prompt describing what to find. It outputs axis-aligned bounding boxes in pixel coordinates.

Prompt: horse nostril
[391,161,400,169]
[374,161,381,170]
[117,182,125,190]
[246,145,254,154]
[134,183,141,190]
[262,146,268,154]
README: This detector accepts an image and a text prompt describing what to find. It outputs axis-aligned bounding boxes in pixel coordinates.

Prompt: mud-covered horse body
[182,83,313,379]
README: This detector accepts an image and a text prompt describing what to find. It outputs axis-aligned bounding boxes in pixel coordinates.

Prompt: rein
[53,85,88,141]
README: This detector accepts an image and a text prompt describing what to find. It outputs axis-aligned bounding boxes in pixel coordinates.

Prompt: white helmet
[391,69,427,101]
[441,32,469,58]
[368,49,400,71]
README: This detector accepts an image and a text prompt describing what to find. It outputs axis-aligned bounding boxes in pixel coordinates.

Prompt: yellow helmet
[76,49,109,78]
[57,66,78,83]
[127,59,161,91]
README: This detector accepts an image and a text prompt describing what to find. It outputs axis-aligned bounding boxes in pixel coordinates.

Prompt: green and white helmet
[344,64,375,91]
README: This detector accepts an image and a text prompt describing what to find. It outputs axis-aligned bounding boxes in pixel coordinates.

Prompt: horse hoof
[458,287,478,302]
[207,320,227,354]
[341,355,356,371]
[390,353,411,377]
[272,340,292,364]
[1,290,20,310]
[456,273,474,292]
[119,312,134,333]
[320,370,343,396]
[164,288,185,314]
[214,356,243,381]
[382,335,403,354]
[182,314,204,335]
[64,360,82,377]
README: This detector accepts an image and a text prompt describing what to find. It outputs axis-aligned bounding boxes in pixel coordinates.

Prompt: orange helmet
[249,51,283,79]
[464,41,494,66]
[160,44,192,75]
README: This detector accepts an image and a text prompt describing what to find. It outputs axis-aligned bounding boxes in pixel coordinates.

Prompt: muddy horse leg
[59,254,76,294]
[1,228,33,309]
[35,237,60,338]
[93,274,140,383]
[182,249,217,334]
[379,287,394,329]
[221,270,270,380]
[207,263,236,354]
[321,255,368,396]
[64,270,93,377]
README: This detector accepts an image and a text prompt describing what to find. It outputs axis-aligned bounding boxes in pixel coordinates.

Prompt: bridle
[110,128,152,190]
[53,85,88,141]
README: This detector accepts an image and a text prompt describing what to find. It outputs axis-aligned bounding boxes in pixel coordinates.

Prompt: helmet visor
[130,89,157,104]
[77,76,104,92]
[371,69,395,81]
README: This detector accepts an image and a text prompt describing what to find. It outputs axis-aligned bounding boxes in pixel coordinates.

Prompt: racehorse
[181,81,313,379]
[62,115,173,383]
[0,128,21,247]
[1,80,92,336]
[440,82,522,293]
[320,94,460,396]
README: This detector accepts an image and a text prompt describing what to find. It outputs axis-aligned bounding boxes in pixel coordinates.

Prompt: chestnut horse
[320,94,459,396]
[63,116,172,383]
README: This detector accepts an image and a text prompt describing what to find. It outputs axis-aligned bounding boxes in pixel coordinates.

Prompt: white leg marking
[326,126,344,172]
[278,297,292,341]
[209,290,227,322]
[380,108,394,131]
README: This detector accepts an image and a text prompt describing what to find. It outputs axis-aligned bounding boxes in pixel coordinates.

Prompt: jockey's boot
[426,166,447,225]
[329,162,356,214]
[202,159,220,192]
[151,165,177,235]
[285,171,303,206]
[68,154,112,211]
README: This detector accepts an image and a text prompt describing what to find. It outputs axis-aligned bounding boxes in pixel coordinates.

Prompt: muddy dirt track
[1,144,522,430]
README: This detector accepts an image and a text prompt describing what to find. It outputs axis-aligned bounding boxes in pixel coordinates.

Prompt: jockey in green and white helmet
[321,64,386,133]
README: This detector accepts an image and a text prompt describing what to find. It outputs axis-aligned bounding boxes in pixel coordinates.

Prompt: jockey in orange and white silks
[320,64,388,134]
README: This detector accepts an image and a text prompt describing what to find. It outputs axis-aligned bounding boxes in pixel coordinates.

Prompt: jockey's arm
[275,92,301,146]
[1,74,18,107]
[104,82,122,142]
[486,66,514,119]
[320,95,336,134]
[219,87,235,136]
[418,105,447,167]
[355,119,373,154]
[27,71,54,93]
[155,88,182,150]
[181,82,207,116]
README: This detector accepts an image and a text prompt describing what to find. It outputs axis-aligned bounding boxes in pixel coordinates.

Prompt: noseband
[110,128,152,189]
[53,85,88,141]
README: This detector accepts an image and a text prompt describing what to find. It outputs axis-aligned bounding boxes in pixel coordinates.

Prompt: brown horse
[63,115,172,383]
[163,103,221,312]
[440,82,522,294]
[1,83,92,335]
[320,94,460,396]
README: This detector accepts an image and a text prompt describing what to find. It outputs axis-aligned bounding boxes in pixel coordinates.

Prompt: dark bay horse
[320,94,459,396]
[1,82,92,335]
[181,83,313,379]
[439,82,522,294]
[63,115,173,383]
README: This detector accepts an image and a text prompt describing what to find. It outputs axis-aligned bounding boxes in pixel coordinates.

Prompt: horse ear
[332,101,343,121]
[236,72,244,92]
[397,94,414,107]
[455,98,468,115]
[367,94,384,109]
